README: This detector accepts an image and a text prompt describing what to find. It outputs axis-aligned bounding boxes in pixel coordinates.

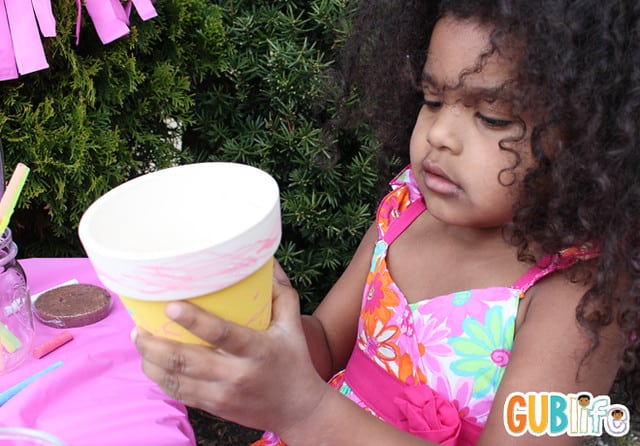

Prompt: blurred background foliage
[0,0,400,310]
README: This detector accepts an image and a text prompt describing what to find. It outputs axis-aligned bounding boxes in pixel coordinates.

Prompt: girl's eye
[478,113,513,129]
[422,99,442,111]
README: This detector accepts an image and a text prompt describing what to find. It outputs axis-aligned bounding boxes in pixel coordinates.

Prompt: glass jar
[0,228,32,375]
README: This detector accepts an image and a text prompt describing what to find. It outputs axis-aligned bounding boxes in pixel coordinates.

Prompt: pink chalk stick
[31,331,74,359]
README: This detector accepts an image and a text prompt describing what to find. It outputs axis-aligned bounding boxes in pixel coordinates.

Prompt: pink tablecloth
[0,258,196,446]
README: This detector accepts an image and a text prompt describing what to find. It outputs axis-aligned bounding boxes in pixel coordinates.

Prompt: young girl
[132,0,638,444]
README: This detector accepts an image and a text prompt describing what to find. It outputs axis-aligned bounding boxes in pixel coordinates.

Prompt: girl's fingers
[270,278,302,329]
[133,327,253,411]
[131,277,320,431]
[273,258,292,286]
[164,274,304,356]
[137,347,222,410]
[139,346,195,403]
[132,327,222,379]
[133,280,304,378]
[163,301,259,357]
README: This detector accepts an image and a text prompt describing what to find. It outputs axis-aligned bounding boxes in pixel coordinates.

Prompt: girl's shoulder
[513,241,606,344]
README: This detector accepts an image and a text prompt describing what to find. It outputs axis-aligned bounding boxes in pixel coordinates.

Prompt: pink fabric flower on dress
[392,385,461,446]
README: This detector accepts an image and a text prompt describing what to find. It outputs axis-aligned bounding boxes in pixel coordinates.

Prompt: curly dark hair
[337,0,640,405]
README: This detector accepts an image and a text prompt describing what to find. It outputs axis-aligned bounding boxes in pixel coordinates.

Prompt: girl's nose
[426,104,463,154]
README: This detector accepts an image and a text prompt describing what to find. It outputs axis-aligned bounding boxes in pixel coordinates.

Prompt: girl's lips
[422,162,462,195]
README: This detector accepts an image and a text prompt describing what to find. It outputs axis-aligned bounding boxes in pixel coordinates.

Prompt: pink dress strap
[511,253,557,294]
[382,199,426,245]
[344,347,482,445]
[512,242,599,295]
[375,166,425,244]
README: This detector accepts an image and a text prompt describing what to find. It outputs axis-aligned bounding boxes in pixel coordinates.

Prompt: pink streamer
[2,0,158,81]
[0,1,18,81]
[81,0,158,45]
[83,0,130,44]
[4,0,49,76]
[31,0,56,37]
[75,0,81,45]
[132,0,158,21]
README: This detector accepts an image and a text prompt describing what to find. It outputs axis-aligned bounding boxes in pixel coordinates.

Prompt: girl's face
[410,16,535,230]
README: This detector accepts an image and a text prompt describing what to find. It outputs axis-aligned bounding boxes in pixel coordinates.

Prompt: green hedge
[0,0,399,310]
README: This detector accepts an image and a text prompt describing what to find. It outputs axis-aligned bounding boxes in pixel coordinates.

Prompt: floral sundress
[254,167,597,446]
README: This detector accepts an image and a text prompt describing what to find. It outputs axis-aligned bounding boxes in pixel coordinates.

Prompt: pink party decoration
[4,0,49,79]
[31,0,56,37]
[83,0,131,44]
[0,0,158,81]
[0,1,18,81]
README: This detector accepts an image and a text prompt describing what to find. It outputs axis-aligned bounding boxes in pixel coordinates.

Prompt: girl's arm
[478,272,624,445]
[299,223,378,380]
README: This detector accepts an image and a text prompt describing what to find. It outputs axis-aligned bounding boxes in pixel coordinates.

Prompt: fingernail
[165,302,181,320]
[130,327,138,342]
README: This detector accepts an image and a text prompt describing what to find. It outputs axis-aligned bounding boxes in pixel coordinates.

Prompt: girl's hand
[131,272,329,434]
